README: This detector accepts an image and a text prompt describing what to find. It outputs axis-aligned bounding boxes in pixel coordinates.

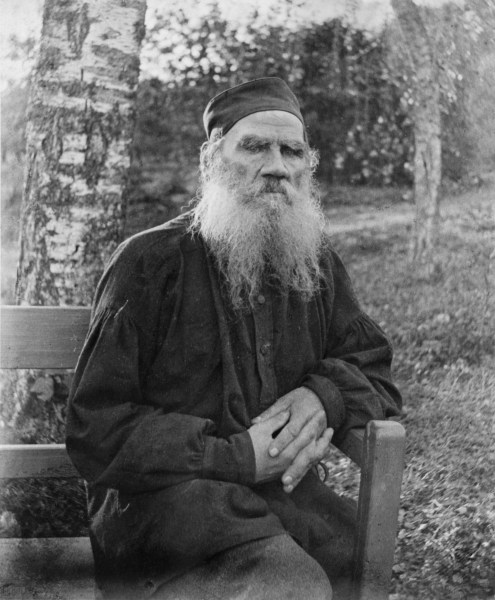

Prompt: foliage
[423,2,486,183]
[135,0,493,194]
[1,82,29,260]
[0,371,71,444]
[387,0,495,183]
[0,479,87,538]
[468,50,495,173]
[137,0,414,190]
[0,82,28,163]
[2,1,492,249]
[298,24,413,186]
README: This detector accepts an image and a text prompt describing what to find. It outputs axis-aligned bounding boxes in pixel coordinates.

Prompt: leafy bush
[0,479,87,538]
[136,3,415,194]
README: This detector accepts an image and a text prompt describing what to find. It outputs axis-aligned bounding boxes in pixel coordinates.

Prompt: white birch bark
[3,0,146,444]
[16,0,147,306]
[391,0,442,271]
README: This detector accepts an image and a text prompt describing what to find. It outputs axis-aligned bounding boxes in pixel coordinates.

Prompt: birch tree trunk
[391,0,441,273]
[16,0,147,306]
[3,0,146,445]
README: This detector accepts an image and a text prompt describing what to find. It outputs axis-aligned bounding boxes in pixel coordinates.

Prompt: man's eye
[245,144,266,153]
[282,146,304,158]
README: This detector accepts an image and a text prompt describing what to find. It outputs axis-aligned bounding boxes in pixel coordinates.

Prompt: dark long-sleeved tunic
[66,210,401,584]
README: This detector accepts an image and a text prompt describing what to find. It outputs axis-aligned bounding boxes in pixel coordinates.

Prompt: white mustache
[258,179,289,196]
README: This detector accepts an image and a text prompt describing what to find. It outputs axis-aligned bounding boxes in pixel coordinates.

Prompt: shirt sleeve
[66,245,256,494]
[301,249,402,446]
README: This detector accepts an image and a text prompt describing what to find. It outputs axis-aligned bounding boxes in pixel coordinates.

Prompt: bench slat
[0,431,367,479]
[338,427,364,467]
[0,306,91,369]
[0,444,79,478]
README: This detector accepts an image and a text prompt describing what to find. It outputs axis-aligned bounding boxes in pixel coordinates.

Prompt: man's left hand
[251,387,333,493]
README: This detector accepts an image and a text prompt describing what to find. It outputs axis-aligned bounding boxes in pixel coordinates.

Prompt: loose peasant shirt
[66,211,401,561]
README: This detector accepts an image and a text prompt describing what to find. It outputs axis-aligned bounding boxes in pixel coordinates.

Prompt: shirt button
[257,294,266,305]
[260,342,271,356]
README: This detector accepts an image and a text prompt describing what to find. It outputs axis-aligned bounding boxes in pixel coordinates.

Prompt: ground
[324,180,495,600]
[1,180,494,599]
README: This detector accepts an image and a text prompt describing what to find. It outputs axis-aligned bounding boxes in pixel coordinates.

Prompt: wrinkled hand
[251,388,334,493]
[248,410,292,485]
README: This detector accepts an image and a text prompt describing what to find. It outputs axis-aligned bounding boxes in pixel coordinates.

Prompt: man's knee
[214,534,332,600]
[153,534,332,600]
[254,535,332,600]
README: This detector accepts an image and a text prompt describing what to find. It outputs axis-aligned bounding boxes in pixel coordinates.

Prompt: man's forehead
[226,110,306,142]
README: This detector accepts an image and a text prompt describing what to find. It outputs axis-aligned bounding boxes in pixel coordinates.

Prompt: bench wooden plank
[0,537,94,600]
[338,428,364,467]
[0,444,79,479]
[0,432,368,479]
[0,306,91,369]
[352,420,406,600]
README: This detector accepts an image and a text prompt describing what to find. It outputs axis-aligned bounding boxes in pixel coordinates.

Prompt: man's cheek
[294,169,311,190]
[224,157,250,180]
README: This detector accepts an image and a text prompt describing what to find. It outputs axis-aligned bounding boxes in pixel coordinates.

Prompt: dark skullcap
[203,77,305,140]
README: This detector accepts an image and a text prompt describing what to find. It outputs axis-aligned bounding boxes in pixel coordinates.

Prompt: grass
[325,184,495,599]
[393,365,494,600]
[1,183,494,599]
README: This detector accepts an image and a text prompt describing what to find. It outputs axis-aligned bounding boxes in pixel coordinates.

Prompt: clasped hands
[248,387,334,493]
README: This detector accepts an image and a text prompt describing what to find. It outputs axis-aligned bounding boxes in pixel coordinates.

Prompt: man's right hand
[248,410,332,490]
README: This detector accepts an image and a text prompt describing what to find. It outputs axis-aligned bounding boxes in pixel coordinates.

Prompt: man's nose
[260,149,289,179]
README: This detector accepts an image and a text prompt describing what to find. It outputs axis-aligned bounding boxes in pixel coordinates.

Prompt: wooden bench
[0,305,406,600]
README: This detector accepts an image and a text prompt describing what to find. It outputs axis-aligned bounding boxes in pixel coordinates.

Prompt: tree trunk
[411,114,441,268]
[3,0,146,445]
[391,0,442,272]
[16,0,147,306]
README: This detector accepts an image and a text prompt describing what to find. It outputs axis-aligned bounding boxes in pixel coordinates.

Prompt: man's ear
[200,130,224,175]
[210,127,224,142]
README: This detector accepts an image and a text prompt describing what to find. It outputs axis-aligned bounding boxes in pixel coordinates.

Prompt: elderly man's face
[193,109,323,309]
[218,110,310,206]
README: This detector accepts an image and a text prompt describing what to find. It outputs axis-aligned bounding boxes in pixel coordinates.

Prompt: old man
[66,78,401,599]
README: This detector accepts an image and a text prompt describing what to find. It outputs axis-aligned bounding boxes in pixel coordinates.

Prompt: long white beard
[190,160,326,310]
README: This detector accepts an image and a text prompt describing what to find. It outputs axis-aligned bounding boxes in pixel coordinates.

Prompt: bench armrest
[339,420,406,600]
[338,427,366,467]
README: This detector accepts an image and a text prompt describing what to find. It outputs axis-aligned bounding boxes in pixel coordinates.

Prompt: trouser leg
[89,479,286,599]
[89,476,348,599]
[151,534,332,600]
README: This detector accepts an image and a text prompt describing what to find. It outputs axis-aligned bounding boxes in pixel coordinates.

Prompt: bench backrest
[0,306,91,369]
[0,306,91,479]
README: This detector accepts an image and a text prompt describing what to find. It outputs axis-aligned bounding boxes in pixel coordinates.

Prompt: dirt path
[325,185,495,236]
[325,203,415,234]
